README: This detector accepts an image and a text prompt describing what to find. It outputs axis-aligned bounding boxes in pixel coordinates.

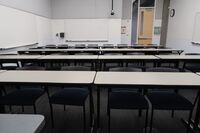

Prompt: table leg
[0,86,5,113]
[97,86,100,131]
[193,90,200,130]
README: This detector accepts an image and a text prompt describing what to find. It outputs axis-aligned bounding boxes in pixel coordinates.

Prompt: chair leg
[83,104,86,132]
[171,110,175,118]
[150,108,154,133]
[49,103,54,128]
[138,109,142,117]
[186,110,193,133]
[64,105,66,111]
[145,109,149,133]
[22,106,24,112]
[9,106,12,112]
[108,108,111,133]
[33,104,37,114]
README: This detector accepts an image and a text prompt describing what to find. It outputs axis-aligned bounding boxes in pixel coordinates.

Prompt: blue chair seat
[50,88,89,106]
[109,91,148,109]
[147,92,193,110]
[0,89,44,105]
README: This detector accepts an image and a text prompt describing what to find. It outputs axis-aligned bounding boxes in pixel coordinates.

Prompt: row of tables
[17,48,184,55]
[1,54,200,70]
[1,70,200,132]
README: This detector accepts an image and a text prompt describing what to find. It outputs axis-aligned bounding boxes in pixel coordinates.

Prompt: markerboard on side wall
[0,5,37,48]
[192,12,200,44]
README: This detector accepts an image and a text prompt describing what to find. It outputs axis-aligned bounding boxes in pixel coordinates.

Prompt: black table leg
[97,86,100,132]
[0,87,5,113]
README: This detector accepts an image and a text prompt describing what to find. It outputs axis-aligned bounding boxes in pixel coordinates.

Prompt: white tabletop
[156,55,200,60]
[0,55,43,60]
[22,48,99,52]
[94,72,200,86]
[98,55,158,60]
[0,71,96,84]
[100,48,183,52]
[40,55,98,60]
[0,114,45,133]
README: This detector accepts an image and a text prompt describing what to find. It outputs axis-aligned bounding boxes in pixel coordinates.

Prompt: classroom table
[0,114,45,133]
[0,70,96,128]
[98,55,159,70]
[94,72,200,132]
[39,55,98,70]
[0,55,43,67]
[155,55,200,68]
[18,48,100,55]
[100,48,184,55]
[18,48,184,55]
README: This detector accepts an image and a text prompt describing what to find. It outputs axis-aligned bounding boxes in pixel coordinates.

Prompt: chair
[45,44,57,49]
[183,53,200,72]
[107,67,149,133]
[48,66,92,131]
[57,44,68,49]
[146,67,195,133]
[117,44,129,48]
[74,44,86,49]
[102,53,123,70]
[0,66,46,114]
[102,44,115,49]
[87,44,99,49]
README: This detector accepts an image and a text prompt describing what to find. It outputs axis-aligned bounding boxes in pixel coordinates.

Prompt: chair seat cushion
[147,92,193,110]
[0,89,44,105]
[109,92,148,109]
[50,88,89,106]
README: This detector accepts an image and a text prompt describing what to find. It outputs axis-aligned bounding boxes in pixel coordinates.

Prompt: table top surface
[0,55,43,59]
[0,114,45,133]
[98,55,159,59]
[40,55,99,59]
[0,71,96,84]
[94,72,200,86]
[19,48,184,52]
[156,55,200,59]
[100,48,183,52]
[20,48,100,52]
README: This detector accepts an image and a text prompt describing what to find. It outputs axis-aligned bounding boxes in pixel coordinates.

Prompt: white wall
[0,0,52,18]
[166,0,200,52]
[51,0,122,19]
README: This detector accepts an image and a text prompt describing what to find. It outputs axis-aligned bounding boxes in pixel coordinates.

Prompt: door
[138,8,154,45]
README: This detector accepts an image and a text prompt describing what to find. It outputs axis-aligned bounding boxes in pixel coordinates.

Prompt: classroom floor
[4,87,198,133]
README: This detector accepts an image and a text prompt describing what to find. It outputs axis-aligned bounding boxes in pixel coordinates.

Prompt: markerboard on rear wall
[64,19,108,41]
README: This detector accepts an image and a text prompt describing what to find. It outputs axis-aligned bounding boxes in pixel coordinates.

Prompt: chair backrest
[61,66,91,71]
[103,53,123,55]
[102,44,114,48]
[109,67,142,72]
[74,52,94,55]
[185,53,200,55]
[117,44,128,48]
[45,44,57,49]
[146,67,180,72]
[87,44,99,49]
[74,44,86,49]
[17,66,45,70]
[126,52,145,55]
[57,44,68,49]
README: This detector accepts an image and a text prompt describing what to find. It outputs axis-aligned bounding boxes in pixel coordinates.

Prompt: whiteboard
[0,5,37,48]
[64,19,108,41]
[192,12,200,44]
